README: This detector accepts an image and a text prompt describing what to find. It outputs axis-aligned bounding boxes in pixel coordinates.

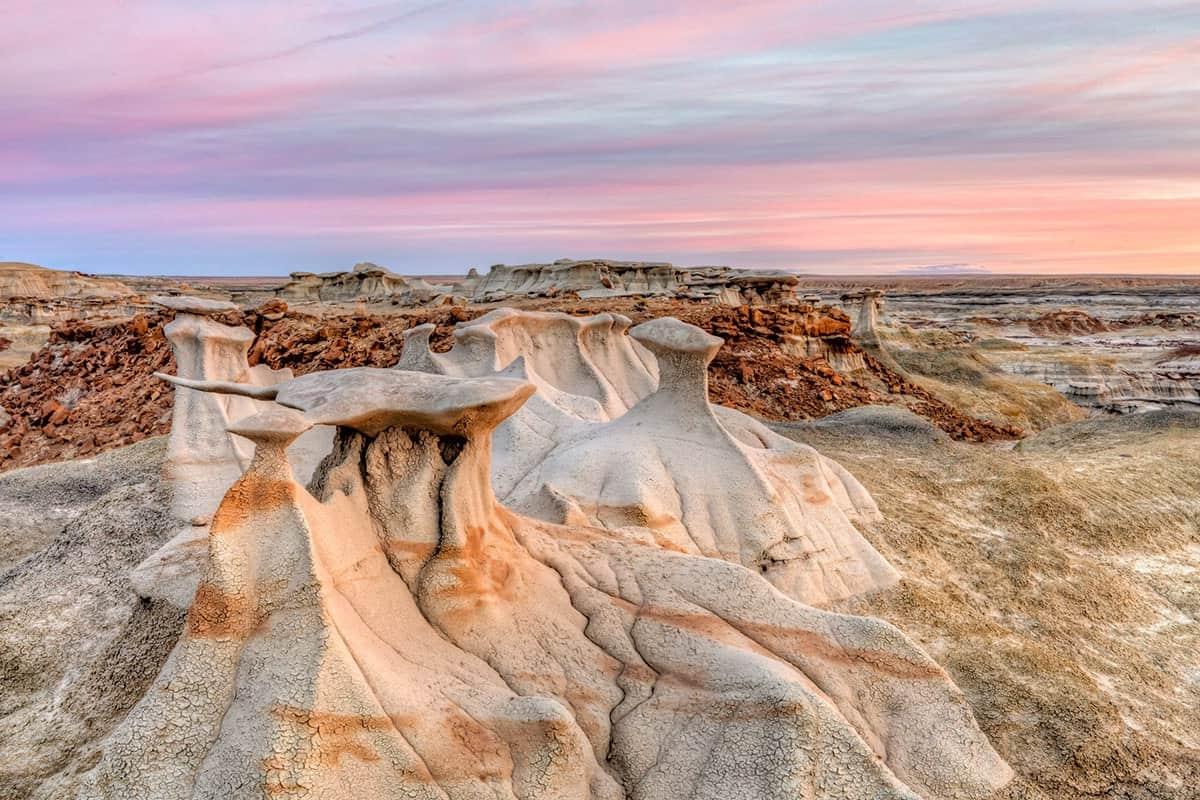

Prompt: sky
[2,1,1198,276]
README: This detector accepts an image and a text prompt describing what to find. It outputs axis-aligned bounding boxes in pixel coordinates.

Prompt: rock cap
[151,294,239,314]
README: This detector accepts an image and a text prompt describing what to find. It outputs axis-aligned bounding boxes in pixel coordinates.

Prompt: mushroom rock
[131,296,329,607]
[87,363,1012,799]
[506,318,896,607]
[397,308,658,418]
[150,294,240,315]
[841,289,887,343]
[855,289,886,338]
[153,295,269,520]
[841,289,903,373]
[395,309,884,593]
[397,309,658,497]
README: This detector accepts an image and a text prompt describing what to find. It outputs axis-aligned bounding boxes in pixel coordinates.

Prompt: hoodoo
[504,316,898,607]
[90,303,1014,799]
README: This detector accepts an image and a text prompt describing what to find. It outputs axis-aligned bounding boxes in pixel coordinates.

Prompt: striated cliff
[0,262,134,301]
[464,258,801,305]
[275,262,438,303]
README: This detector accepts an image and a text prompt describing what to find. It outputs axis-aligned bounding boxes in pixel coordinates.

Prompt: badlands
[0,261,1196,800]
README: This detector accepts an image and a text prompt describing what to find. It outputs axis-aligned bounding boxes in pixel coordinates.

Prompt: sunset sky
[3,1,1198,276]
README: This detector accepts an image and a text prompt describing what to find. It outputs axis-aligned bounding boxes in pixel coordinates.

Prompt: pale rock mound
[0,261,134,300]
[88,348,1013,798]
[398,308,657,417]
[504,317,897,607]
[464,259,801,306]
[841,288,888,344]
[805,405,950,444]
[394,309,887,601]
[276,262,438,304]
[396,308,658,496]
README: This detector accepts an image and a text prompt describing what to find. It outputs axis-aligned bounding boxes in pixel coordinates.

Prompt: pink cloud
[8,152,1197,273]
[2,1,1198,274]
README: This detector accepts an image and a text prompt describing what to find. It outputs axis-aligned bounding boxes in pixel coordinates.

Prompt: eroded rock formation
[133,297,333,607]
[503,317,897,607]
[276,262,438,304]
[1004,311,1200,412]
[841,289,886,343]
[1027,309,1110,336]
[394,309,658,497]
[390,309,891,606]
[93,307,1015,798]
[0,261,134,301]
[0,263,144,368]
[152,295,293,522]
[1002,356,1200,413]
[464,259,801,306]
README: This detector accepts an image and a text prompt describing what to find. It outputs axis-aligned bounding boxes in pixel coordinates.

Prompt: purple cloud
[2,1,1198,275]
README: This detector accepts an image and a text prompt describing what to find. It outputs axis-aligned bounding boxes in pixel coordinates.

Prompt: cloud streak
[1,0,1198,274]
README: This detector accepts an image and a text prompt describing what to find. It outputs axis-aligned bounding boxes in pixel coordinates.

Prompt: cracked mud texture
[0,438,184,800]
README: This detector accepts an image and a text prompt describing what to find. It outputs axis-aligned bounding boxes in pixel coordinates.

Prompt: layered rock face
[0,262,140,328]
[464,259,801,306]
[276,262,438,303]
[1004,311,1200,413]
[97,307,1014,799]
[0,262,134,301]
[799,277,1200,418]
[1001,356,1200,413]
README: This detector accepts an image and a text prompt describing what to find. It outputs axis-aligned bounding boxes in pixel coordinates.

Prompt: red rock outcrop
[0,313,175,467]
[0,300,1020,471]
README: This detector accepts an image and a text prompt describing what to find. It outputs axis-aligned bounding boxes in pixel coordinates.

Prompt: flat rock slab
[151,294,239,314]
[272,367,535,436]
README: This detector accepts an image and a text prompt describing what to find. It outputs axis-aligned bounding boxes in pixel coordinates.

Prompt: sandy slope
[786,409,1200,799]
